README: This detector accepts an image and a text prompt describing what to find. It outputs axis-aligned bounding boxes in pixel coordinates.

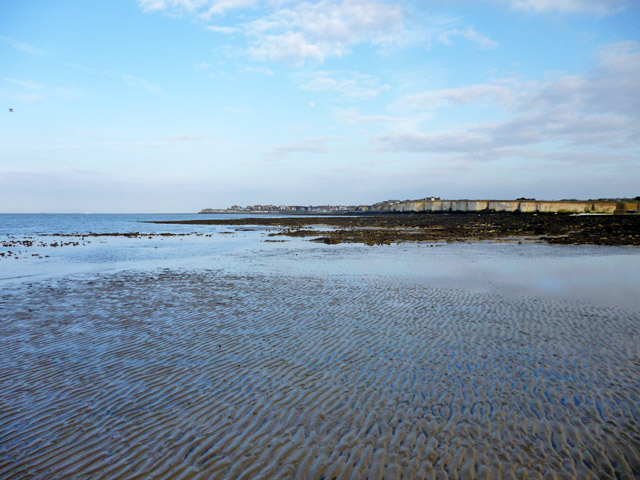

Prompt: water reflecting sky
[1,214,638,311]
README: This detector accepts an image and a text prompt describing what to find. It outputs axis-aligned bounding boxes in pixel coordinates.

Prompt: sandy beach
[1,251,639,479]
[5,0,640,476]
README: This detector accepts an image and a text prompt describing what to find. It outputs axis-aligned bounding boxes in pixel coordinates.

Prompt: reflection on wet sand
[1,269,639,479]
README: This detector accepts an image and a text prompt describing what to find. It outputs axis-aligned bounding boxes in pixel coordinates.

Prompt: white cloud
[138,0,206,13]
[206,24,239,33]
[376,42,640,161]
[193,61,214,71]
[438,27,498,50]
[336,108,401,124]
[377,130,493,153]
[376,110,639,159]
[398,41,640,116]
[201,0,257,18]
[522,41,640,116]
[138,0,408,67]
[485,112,637,149]
[399,42,640,119]
[137,0,256,16]
[503,0,632,15]
[244,65,274,75]
[300,71,390,99]
[250,31,326,66]
[335,107,432,131]
[246,0,405,65]
[402,83,515,109]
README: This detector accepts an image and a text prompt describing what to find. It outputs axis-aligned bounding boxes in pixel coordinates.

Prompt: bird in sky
[8,108,13,112]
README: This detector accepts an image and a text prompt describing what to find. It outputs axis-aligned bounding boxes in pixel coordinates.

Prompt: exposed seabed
[1,242,639,479]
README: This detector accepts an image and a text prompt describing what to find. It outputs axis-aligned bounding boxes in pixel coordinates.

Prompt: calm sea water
[0,213,274,235]
[1,213,639,309]
[0,213,286,282]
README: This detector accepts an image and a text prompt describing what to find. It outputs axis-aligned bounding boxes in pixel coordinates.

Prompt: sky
[1,0,639,213]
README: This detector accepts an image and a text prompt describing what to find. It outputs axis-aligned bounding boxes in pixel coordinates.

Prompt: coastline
[150,212,640,246]
[199,198,640,215]
[2,214,639,479]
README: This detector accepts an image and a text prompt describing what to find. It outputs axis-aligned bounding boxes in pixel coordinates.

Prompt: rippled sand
[1,268,639,479]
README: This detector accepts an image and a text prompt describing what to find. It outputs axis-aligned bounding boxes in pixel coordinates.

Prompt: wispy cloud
[377,41,640,162]
[336,107,433,131]
[248,0,405,66]
[68,63,163,94]
[138,0,257,16]
[116,73,163,94]
[377,112,638,157]
[401,82,516,109]
[300,71,390,99]
[193,61,214,71]
[137,1,504,68]
[244,65,274,76]
[377,130,493,154]
[520,41,640,116]
[249,31,326,66]
[399,41,640,117]
[139,0,408,67]
[200,0,257,19]
[167,134,206,141]
[438,27,498,50]
[16,94,45,103]
[502,0,633,15]
[267,137,333,161]
[2,78,44,89]
[0,35,46,56]
[2,36,161,96]
[206,24,239,34]
[336,108,406,125]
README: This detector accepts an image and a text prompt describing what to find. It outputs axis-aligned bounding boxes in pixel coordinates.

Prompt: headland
[200,197,640,215]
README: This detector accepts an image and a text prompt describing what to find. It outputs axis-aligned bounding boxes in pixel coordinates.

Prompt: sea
[0,213,284,282]
[1,213,638,308]
[1,213,639,479]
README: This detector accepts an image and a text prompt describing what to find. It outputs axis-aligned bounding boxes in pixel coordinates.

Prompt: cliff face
[202,199,639,215]
[358,200,638,214]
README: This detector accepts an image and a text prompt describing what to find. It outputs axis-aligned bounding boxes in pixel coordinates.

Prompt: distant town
[200,196,640,215]
[199,197,443,214]
[200,204,358,214]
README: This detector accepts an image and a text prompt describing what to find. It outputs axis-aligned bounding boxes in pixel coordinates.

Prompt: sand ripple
[1,269,639,479]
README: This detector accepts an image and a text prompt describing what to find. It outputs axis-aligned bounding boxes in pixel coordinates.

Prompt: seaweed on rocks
[149,213,640,246]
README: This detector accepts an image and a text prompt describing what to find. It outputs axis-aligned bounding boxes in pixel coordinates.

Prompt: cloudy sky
[1,0,639,212]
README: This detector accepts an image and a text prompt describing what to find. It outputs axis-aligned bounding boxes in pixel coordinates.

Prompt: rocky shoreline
[150,213,640,246]
[151,213,640,246]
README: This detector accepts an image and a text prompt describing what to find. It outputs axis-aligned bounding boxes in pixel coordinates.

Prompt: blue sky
[1,0,639,212]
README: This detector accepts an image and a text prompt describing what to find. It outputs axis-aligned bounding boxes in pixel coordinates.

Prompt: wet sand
[151,213,640,246]
[1,266,639,479]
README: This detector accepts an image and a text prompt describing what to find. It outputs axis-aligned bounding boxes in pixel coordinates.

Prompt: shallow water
[0,213,283,282]
[1,215,639,479]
